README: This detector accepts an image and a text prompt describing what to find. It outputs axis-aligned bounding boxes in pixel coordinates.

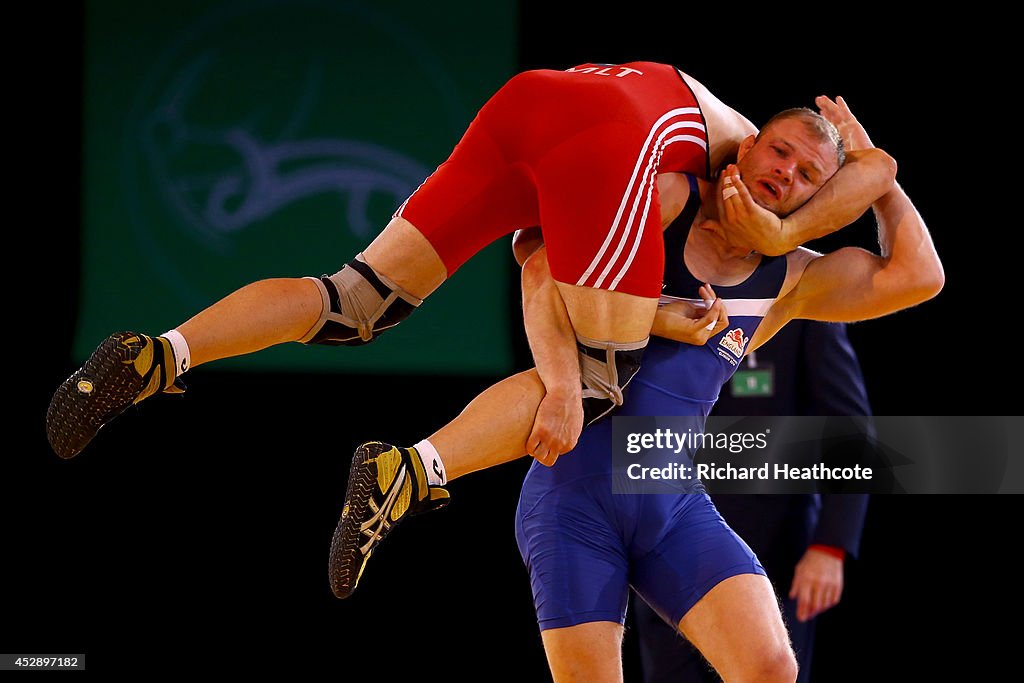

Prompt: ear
[736,134,757,161]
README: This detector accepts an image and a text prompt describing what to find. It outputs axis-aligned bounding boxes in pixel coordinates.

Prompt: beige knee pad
[300,253,422,346]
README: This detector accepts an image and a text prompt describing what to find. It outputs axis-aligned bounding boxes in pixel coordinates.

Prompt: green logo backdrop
[79,0,516,374]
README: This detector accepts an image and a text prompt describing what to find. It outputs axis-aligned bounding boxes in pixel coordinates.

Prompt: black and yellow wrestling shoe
[46,331,183,459]
[329,442,450,599]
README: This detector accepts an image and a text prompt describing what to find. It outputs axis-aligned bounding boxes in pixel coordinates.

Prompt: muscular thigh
[678,573,791,681]
[394,110,539,276]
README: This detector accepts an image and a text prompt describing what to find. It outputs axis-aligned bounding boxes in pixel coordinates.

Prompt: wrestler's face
[735,118,840,217]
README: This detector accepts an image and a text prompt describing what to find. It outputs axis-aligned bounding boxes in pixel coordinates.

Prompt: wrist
[775,215,796,254]
[543,377,582,401]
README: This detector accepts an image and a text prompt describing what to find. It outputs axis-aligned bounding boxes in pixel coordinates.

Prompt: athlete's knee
[577,334,647,426]
[299,253,422,346]
[744,645,797,683]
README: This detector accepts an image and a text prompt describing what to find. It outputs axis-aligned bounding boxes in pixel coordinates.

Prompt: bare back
[678,70,758,173]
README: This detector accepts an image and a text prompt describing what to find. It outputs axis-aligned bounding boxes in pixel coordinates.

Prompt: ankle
[160,329,192,377]
[412,439,447,486]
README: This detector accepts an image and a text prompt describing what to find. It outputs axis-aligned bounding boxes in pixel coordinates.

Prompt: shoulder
[780,248,821,298]
[759,248,820,327]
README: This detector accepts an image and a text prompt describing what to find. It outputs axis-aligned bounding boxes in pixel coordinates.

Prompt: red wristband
[808,544,846,561]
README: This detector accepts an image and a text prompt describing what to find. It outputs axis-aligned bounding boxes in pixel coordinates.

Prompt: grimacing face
[735,117,841,217]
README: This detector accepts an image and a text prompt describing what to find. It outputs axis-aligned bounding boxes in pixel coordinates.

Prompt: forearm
[651,307,698,342]
[650,309,679,341]
[775,148,898,253]
[874,183,944,297]
[521,248,582,401]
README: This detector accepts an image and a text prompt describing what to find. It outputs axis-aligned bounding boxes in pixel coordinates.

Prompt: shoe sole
[45,332,147,459]
[328,442,390,599]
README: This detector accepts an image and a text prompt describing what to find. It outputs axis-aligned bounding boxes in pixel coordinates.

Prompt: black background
[8,2,1018,679]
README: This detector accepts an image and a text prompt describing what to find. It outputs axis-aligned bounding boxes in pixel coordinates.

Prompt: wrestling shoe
[329,442,450,599]
[46,331,183,459]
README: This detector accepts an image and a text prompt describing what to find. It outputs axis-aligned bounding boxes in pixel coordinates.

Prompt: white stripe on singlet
[577,109,704,288]
[658,296,776,318]
[605,131,710,291]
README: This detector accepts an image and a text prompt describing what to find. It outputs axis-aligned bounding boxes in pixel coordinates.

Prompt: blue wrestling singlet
[515,174,788,630]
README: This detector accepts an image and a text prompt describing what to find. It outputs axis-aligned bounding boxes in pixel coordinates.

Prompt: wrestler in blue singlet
[515,174,787,631]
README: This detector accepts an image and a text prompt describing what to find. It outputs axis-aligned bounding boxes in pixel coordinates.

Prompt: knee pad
[299,253,422,346]
[577,334,648,426]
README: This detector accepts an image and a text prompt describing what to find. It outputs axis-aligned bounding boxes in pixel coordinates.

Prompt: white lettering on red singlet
[565,65,644,78]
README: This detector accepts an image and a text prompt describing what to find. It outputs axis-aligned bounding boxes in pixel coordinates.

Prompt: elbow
[917,253,945,301]
[880,254,944,311]
[513,227,544,266]
[911,278,943,306]
[902,262,945,306]
[921,263,945,300]
[865,147,898,192]
[513,240,538,267]
[521,248,552,291]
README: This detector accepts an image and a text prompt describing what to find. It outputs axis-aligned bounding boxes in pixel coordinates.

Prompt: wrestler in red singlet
[395,62,711,298]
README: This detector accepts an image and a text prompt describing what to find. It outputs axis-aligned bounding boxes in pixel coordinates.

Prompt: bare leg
[541,622,624,683]
[178,278,323,367]
[678,574,798,683]
[174,217,446,368]
[430,369,546,480]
